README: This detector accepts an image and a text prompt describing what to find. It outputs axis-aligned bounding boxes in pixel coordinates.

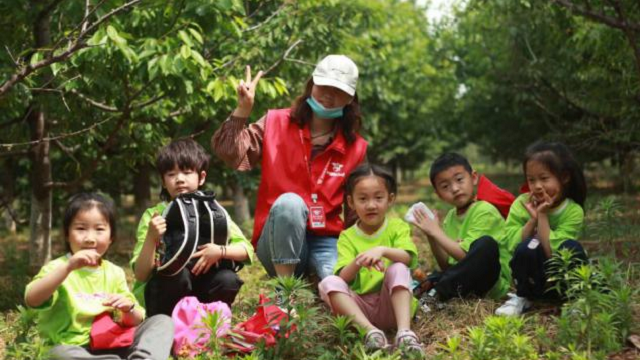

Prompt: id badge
[309,206,326,229]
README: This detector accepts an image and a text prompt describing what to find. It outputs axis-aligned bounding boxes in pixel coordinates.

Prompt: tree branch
[0,0,142,97]
[263,39,303,75]
[551,0,640,31]
[0,195,25,226]
[49,111,129,190]
[0,116,115,149]
[69,89,119,112]
[608,0,640,100]
[131,94,166,109]
[52,138,80,165]
[0,107,33,129]
[244,3,288,32]
[0,149,29,157]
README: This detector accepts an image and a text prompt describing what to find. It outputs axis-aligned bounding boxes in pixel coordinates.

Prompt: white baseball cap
[312,55,358,96]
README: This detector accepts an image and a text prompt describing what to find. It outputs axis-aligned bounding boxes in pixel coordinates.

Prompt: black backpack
[156,191,241,276]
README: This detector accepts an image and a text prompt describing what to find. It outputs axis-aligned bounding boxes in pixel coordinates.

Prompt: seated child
[25,193,173,360]
[318,164,422,354]
[411,153,511,302]
[131,138,254,316]
[496,141,588,316]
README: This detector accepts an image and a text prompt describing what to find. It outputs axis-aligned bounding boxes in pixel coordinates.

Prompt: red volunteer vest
[251,108,368,246]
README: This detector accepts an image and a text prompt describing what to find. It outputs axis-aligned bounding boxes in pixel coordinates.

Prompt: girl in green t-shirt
[496,141,588,316]
[25,193,174,359]
[318,164,422,355]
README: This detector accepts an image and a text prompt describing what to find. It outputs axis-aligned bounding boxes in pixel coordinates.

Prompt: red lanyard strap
[299,129,333,200]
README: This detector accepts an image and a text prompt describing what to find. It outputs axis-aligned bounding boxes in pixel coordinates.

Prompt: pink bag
[171,296,232,358]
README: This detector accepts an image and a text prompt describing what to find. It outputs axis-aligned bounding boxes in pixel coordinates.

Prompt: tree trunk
[232,181,251,225]
[394,161,403,185]
[1,158,17,234]
[133,163,152,212]
[28,107,52,273]
[620,150,636,194]
[27,1,54,273]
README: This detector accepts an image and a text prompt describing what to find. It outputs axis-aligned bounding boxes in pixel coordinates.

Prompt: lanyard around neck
[299,129,333,195]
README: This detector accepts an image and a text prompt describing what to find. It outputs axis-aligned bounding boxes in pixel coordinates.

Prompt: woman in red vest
[212,55,368,282]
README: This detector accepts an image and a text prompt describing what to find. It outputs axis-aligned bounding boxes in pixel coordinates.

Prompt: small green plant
[0,241,30,311]
[352,342,402,360]
[589,196,623,255]
[253,276,325,359]
[198,309,228,359]
[330,314,360,347]
[548,254,636,358]
[4,306,50,360]
[434,316,537,360]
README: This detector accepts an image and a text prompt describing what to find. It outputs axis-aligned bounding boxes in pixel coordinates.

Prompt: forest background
[0,1,639,359]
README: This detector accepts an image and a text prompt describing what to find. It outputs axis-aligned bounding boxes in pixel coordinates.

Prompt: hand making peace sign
[233,65,264,118]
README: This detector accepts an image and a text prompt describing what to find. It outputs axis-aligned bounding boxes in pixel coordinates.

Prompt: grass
[1,172,639,359]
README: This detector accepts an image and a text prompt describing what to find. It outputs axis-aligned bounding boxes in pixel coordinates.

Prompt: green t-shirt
[503,193,585,254]
[442,200,510,299]
[335,218,418,295]
[130,201,254,307]
[25,255,142,346]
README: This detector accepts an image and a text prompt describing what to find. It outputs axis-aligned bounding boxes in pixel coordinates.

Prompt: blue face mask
[306,96,344,119]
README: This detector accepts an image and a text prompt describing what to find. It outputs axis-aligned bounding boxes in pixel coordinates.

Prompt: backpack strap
[197,191,243,272]
[203,199,228,246]
[157,196,200,276]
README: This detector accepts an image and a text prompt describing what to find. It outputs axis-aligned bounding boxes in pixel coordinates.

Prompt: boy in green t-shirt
[411,153,511,303]
[131,139,254,316]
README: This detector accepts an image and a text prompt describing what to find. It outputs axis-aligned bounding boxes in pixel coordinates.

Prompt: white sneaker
[495,293,532,316]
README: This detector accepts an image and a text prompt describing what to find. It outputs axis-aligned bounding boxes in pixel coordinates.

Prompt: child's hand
[102,294,135,313]
[191,244,223,276]
[67,249,101,271]
[525,195,539,219]
[355,247,386,272]
[412,208,441,237]
[146,213,166,243]
[536,190,554,214]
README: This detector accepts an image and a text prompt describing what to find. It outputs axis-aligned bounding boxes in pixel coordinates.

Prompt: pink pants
[318,262,412,330]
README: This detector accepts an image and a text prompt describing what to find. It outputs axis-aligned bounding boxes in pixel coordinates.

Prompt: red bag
[476,175,516,219]
[225,294,293,353]
[89,312,136,350]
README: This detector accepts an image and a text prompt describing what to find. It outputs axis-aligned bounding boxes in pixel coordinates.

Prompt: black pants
[435,236,501,301]
[145,267,244,316]
[510,238,587,299]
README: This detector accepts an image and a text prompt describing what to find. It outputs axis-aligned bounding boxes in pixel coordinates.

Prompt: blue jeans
[256,193,338,279]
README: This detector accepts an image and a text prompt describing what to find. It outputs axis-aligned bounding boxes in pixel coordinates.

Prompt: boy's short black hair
[157,138,210,200]
[156,138,210,176]
[429,152,473,186]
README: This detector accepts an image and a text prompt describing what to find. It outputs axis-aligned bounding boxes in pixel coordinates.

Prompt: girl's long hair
[290,79,362,144]
[523,141,587,208]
